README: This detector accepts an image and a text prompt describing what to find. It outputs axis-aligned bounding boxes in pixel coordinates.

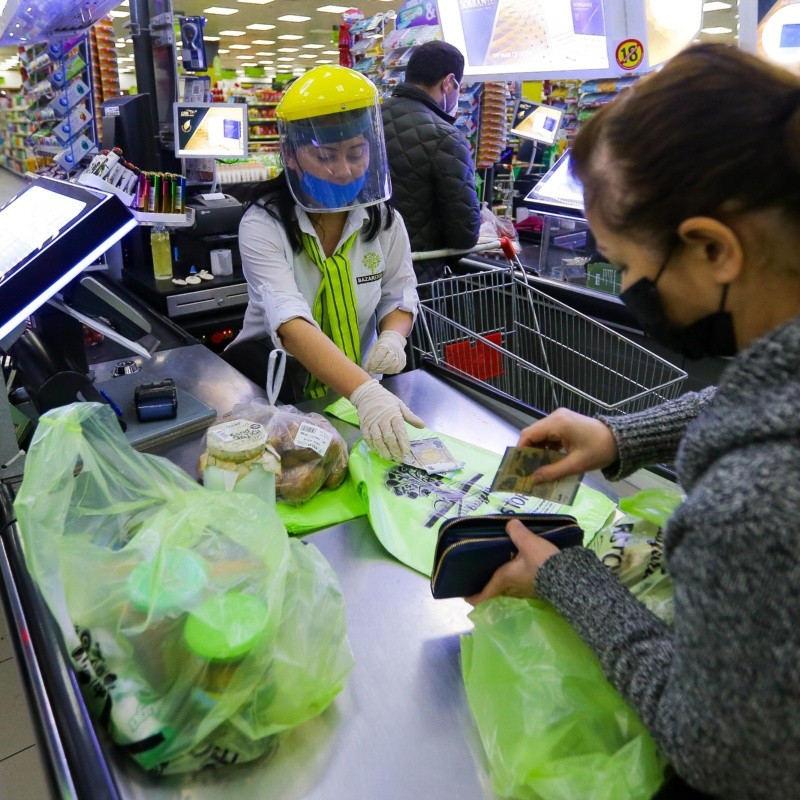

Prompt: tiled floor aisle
[0,167,52,799]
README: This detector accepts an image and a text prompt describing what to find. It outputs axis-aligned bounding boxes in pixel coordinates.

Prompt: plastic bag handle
[266,348,286,406]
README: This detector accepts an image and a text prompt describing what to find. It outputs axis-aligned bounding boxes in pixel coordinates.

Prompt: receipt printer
[187,193,245,236]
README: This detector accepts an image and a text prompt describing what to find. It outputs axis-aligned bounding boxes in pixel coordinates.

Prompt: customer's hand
[517,408,619,484]
[363,330,407,375]
[466,519,559,605]
[350,379,425,462]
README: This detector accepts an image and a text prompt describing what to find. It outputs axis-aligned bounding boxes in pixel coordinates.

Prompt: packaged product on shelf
[48,78,90,116]
[52,102,92,145]
[54,132,95,172]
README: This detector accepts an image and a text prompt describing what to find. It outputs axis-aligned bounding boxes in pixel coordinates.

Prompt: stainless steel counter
[3,345,674,799]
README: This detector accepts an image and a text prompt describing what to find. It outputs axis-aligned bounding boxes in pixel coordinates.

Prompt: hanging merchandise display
[476,81,511,169]
[87,17,121,141]
[348,11,389,85]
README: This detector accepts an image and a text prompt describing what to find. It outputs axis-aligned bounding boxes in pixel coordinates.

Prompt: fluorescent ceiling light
[120,1,129,5]
[701,26,733,33]
[236,55,252,59]
[256,51,274,55]
[219,29,246,35]
[278,34,303,39]
[702,1,731,9]
[277,47,299,52]
[259,60,274,64]
[277,14,310,22]
[252,39,275,44]
[322,50,339,55]
[298,54,316,59]
[316,59,333,63]
[204,6,239,14]
[109,10,129,17]
[238,0,273,3]
[277,56,294,61]
[241,63,256,66]
[317,5,350,12]
[302,43,325,48]
[229,43,251,48]
[218,49,229,53]
[246,23,275,30]
[204,36,220,41]
[115,41,126,47]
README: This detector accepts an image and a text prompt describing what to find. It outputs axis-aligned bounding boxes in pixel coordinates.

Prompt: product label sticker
[293,422,333,457]
[209,419,265,445]
[616,38,644,71]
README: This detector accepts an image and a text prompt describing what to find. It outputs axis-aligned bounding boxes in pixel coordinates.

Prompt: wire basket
[411,265,687,417]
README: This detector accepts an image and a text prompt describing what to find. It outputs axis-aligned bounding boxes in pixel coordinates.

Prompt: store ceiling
[1,1,739,83]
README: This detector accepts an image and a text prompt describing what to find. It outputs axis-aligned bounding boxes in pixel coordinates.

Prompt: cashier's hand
[363,330,408,375]
[350,379,425,462]
[517,408,619,484]
[466,520,559,606]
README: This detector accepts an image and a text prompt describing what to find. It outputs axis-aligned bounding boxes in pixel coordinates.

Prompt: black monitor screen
[0,177,136,341]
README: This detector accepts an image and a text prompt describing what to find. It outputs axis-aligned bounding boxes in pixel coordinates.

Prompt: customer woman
[225,65,423,462]
[469,43,800,799]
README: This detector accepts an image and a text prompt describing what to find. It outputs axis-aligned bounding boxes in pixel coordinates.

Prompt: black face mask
[619,260,738,360]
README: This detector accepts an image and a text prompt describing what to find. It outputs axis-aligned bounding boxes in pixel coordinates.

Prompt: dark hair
[242,171,394,253]
[406,41,464,86]
[571,43,800,253]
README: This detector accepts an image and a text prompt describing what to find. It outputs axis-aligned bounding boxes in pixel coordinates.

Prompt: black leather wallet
[430,513,584,599]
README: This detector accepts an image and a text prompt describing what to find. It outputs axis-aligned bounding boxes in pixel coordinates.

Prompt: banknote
[490,446,582,505]
[404,437,464,475]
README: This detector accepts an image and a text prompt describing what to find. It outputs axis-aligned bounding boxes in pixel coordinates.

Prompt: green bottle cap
[183,592,269,662]
[127,548,209,616]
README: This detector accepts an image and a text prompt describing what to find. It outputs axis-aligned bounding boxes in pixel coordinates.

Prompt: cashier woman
[225,66,423,462]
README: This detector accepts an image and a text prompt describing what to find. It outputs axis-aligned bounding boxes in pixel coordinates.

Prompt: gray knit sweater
[537,314,800,799]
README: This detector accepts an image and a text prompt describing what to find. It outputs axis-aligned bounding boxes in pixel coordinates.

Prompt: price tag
[293,422,333,457]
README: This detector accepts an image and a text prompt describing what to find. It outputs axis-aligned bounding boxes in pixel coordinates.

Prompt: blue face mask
[300,172,366,209]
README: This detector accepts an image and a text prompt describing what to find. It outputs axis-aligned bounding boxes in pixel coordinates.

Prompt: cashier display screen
[524,150,585,212]
[0,187,86,278]
[510,101,564,146]
[0,177,135,342]
[174,102,248,158]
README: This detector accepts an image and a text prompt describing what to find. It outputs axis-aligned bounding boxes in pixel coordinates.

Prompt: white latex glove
[350,379,425,462]
[362,329,407,375]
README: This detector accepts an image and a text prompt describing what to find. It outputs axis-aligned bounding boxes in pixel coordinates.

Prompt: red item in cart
[444,332,504,381]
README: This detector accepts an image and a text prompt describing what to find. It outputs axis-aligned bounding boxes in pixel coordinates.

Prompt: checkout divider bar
[0,484,121,800]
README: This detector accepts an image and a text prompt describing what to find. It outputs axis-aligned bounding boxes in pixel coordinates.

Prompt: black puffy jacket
[381,84,481,281]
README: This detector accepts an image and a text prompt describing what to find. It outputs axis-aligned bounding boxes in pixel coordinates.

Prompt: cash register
[0,176,216,481]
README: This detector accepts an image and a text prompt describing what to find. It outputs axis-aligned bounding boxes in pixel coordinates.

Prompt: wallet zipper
[431,523,577,590]
[431,537,497,589]
[438,513,573,534]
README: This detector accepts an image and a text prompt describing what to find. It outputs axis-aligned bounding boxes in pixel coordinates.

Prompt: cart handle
[411,238,510,262]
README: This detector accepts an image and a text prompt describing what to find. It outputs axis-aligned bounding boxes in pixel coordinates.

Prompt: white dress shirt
[231,203,418,362]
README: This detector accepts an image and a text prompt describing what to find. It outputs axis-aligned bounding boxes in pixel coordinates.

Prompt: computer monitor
[173,102,249,159]
[523,150,585,219]
[510,100,564,147]
[0,176,136,343]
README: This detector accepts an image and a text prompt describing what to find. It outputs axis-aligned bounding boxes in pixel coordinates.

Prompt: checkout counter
[120,192,250,350]
[0,175,673,800]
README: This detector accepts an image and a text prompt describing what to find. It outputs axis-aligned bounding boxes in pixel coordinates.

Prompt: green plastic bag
[277,474,366,535]
[588,488,683,624]
[14,402,353,775]
[462,597,667,800]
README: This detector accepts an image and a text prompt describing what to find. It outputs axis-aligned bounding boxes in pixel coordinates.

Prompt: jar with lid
[122,547,209,693]
[182,591,270,702]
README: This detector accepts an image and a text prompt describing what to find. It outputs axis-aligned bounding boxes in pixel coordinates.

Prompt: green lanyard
[300,228,361,398]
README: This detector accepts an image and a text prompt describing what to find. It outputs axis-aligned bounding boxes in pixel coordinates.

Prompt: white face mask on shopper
[442,75,460,117]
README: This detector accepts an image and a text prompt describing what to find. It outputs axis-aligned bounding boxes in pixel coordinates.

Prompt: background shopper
[225,66,423,462]
[381,40,481,283]
[469,43,800,800]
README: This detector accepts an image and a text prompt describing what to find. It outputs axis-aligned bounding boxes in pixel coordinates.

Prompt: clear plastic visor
[279,102,390,213]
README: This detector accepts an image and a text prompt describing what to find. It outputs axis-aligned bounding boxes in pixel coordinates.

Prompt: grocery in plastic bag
[14,402,353,774]
[462,597,667,800]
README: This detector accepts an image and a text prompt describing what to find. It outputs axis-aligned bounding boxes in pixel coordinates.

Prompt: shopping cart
[410,238,687,418]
